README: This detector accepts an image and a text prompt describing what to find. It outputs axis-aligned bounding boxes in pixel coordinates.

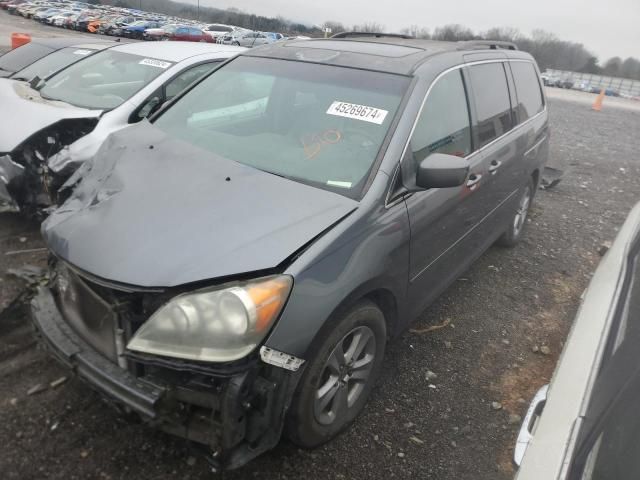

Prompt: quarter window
[510,62,544,122]
[411,69,472,162]
[468,63,513,148]
[165,63,217,100]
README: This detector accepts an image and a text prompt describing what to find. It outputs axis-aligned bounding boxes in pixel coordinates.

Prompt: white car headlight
[127,275,292,362]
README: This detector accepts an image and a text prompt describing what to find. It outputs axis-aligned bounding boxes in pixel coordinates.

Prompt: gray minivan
[31,35,549,470]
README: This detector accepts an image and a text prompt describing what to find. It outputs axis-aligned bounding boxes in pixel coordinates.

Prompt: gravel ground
[0,10,106,48]
[1,14,640,479]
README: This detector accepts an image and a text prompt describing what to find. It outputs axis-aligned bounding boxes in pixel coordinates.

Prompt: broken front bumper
[30,286,303,471]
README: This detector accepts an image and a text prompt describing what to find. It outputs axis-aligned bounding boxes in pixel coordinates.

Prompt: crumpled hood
[0,80,101,153]
[43,123,358,288]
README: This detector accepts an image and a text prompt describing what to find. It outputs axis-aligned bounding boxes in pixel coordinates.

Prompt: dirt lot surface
[1,14,640,479]
[0,10,103,48]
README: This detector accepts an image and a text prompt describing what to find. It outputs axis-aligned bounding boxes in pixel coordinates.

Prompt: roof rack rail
[457,40,518,51]
[331,32,415,40]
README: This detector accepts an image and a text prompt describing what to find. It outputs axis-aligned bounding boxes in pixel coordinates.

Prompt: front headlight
[127,275,292,362]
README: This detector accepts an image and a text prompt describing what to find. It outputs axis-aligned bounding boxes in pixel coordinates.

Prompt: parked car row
[1,34,555,473]
[541,72,628,97]
[1,0,287,46]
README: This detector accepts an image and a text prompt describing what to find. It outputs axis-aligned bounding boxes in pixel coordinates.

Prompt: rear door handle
[489,160,502,174]
[466,173,482,189]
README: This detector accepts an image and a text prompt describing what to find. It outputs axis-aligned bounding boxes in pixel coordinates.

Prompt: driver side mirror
[415,153,469,189]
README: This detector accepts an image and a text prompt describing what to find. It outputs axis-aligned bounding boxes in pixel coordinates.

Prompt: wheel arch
[304,282,401,360]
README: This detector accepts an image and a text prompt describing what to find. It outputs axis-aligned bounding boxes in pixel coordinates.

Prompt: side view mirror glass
[415,153,469,189]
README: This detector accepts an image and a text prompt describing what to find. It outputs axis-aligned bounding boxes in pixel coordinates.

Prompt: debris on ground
[6,264,46,284]
[5,247,48,256]
[540,346,552,356]
[540,166,564,190]
[410,318,451,334]
[597,241,613,256]
[508,414,522,425]
[27,384,47,396]
[425,370,438,382]
[50,377,68,389]
[491,402,503,411]
[409,436,424,445]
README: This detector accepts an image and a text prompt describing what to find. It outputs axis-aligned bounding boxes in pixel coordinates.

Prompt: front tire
[286,300,386,448]
[497,178,534,247]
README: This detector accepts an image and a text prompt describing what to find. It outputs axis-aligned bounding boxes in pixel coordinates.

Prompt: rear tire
[285,300,386,448]
[497,178,534,247]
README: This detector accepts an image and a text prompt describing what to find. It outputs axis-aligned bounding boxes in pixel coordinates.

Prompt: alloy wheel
[513,185,532,237]
[313,326,376,426]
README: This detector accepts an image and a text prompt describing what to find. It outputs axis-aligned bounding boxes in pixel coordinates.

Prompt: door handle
[489,160,502,174]
[466,173,482,189]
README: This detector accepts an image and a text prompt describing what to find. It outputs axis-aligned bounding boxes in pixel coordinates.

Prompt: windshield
[40,50,173,110]
[0,43,52,74]
[13,46,97,81]
[154,57,409,197]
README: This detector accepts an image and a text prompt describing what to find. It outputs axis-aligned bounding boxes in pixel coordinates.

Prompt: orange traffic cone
[11,33,31,50]
[592,88,605,111]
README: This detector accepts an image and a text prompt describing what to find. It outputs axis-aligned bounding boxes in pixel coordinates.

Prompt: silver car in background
[515,202,640,479]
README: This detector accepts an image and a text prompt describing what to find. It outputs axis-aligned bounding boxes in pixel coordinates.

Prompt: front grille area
[56,265,119,362]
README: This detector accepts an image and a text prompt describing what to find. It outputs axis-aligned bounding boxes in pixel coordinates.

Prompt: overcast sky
[189,0,638,61]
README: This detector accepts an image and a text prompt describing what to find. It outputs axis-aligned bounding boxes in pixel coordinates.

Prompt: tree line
[98,1,640,80]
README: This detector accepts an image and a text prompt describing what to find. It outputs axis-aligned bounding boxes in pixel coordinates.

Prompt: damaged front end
[0,117,98,214]
[30,261,305,471]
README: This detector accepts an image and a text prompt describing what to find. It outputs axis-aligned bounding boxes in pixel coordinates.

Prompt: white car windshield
[39,50,174,110]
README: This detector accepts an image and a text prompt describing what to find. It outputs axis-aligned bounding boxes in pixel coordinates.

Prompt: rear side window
[468,63,512,148]
[411,69,472,161]
[510,62,544,121]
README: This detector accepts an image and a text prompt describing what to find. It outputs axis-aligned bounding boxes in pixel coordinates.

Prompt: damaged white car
[0,41,244,214]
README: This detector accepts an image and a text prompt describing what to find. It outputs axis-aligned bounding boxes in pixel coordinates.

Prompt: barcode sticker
[327,101,388,125]
[139,58,171,69]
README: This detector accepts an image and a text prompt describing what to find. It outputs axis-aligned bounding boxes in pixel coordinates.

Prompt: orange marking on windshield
[301,129,343,160]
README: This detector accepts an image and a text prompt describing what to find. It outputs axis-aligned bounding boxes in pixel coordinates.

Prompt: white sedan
[0,42,245,211]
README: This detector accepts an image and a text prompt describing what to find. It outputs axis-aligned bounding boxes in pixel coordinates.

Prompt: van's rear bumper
[30,286,302,471]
